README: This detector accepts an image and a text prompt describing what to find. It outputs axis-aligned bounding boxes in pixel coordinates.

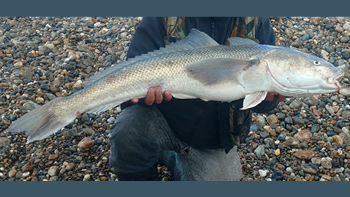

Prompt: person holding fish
[109,17,286,181]
[8,17,342,181]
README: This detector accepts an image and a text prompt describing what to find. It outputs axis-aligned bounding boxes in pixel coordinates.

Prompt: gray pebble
[301,163,318,174]
[311,124,321,133]
[48,166,59,176]
[254,145,265,159]
[284,116,293,124]
[292,116,305,125]
[306,29,314,38]
[107,117,116,124]
[259,131,269,138]
[324,45,334,53]
[23,101,40,111]
[340,87,350,96]
[340,37,349,43]
[289,100,303,109]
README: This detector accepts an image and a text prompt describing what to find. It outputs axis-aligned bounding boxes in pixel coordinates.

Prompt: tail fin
[6,98,76,144]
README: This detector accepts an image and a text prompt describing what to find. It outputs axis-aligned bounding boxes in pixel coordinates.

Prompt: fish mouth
[328,71,344,90]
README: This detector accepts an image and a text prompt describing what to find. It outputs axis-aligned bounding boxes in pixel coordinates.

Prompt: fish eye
[313,60,320,65]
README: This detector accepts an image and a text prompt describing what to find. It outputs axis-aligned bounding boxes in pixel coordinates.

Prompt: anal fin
[87,102,121,114]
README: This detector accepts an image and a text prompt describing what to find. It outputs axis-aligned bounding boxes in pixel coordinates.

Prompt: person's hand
[131,86,172,105]
[265,92,286,102]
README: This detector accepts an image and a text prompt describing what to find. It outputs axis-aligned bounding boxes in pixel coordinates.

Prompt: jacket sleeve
[251,17,279,113]
[126,17,166,59]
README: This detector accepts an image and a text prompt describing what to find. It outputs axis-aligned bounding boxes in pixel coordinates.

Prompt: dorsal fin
[227,37,258,46]
[82,28,219,88]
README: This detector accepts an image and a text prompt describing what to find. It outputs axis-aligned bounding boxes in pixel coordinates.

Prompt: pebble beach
[0,17,350,181]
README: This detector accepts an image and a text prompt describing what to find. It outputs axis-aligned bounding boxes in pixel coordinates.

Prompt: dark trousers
[109,105,242,181]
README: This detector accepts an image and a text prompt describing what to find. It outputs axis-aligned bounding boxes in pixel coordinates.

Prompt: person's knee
[109,105,157,146]
[109,105,160,167]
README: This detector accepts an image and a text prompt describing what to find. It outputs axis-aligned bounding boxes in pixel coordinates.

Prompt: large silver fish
[7,29,344,143]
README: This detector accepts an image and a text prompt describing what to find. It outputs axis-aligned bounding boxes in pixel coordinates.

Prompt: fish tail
[6,97,76,144]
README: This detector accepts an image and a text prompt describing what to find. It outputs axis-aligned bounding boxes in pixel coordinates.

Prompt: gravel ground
[0,17,350,181]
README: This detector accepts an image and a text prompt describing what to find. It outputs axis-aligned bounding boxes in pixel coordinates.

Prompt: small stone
[255,115,266,125]
[263,126,276,137]
[0,137,10,147]
[83,174,91,181]
[100,177,108,181]
[311,157,321,165]
[312,108,322,116]
[342,111,350,120]
[324,45,335,53]
[266,114,278,124]
[294,150,315,160]
[344,22,350,31]
[65,163,75,171]
[275,149,280,156]
[332,135,343,145]
[14,61,23,67]
[78,137,94,149]
[271,171,284,181]
[285,28,294,38]
[107,117,116,124]
[325,105,335,115]
[8,169,17,178]
[22,163,34,172]
[332,106,339,113]
[258,169,267,177]
[321,158,332,169]
[342,52,350,60]
[310,17,321,25]
[301,163,318,174]
[340,87,350,96]
[311,124,320,133]
[321,50,329,61]
[306,29,314,38]
[294,129,313,142]
[259,131,269,138]
[48,154,58,160]
[73,80,82,89]
[304,96,318,106]
[284,116,293,124]
[340,37,349,43]
[35,97,44,104]
[321,174,332,181]
[291,40,303,47]
[254,145,265,159]
[292,116,305,126]
[340,128,350,144]
[45,43,55,50]
[289,100,303,109]
[277,113,285,120]
[83,128,95,136]
[120,32,128,38]
[335,24,344,32]
[52,40,60,45]
[48,166,59,176]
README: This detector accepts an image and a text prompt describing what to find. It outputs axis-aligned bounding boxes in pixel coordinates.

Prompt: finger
[163,91,173,101]
[131,98,139,103]
[144,88,156,105]
[154,87,163,104]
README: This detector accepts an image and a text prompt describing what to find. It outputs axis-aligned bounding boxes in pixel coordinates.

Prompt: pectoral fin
[186,58,259,85]
[241,92,267,110]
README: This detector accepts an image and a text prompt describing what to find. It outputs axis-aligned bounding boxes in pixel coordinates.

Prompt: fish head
[263,48,343,96]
